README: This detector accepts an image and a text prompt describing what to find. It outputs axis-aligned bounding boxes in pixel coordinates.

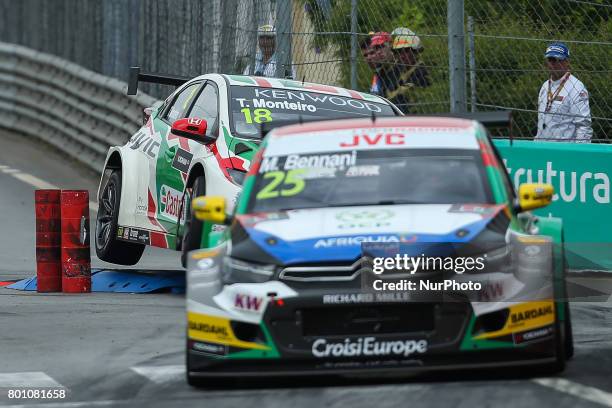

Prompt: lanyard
[545,72,570,113]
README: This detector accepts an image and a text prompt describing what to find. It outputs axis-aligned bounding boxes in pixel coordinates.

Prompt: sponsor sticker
[160,184,183,221]
[172,148,193,173]
[187,312,269,350]
[322,292,410,304]
[234,293,264,312]
[192,341,228,356]
[312,337,427,358]
[513,325,554,345]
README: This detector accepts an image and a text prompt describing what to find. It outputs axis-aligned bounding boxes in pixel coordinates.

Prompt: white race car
[95,72,400,265]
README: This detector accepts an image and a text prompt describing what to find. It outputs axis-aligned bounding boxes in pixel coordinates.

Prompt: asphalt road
[1,131,611,408]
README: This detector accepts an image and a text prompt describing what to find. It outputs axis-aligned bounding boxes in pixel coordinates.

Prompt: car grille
[279,259,365,282]
[300,304,435,336]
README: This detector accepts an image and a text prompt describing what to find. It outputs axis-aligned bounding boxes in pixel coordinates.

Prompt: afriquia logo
[504,160,609,204]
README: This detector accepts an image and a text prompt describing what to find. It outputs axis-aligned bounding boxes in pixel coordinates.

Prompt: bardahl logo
[188,321,229,337]
[511,305,553,324]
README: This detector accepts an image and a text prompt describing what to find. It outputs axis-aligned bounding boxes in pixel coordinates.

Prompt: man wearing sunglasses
[535,42,592,142]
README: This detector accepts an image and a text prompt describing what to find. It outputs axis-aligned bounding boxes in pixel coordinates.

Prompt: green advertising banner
[494,140,612,271]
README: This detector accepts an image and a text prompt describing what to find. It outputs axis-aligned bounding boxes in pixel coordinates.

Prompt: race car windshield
[230,86,395,139]
[247,149,492,213]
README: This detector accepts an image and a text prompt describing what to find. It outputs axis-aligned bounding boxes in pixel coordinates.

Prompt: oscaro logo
[312,337,427,358]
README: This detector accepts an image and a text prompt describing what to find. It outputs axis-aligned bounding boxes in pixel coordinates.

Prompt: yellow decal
[474,300,555,340]
[191,249,220,260]
[187,312,269,350]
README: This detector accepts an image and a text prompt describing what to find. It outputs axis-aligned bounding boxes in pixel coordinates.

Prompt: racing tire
[543,308,567,374]
[181,176,206,267]
[95,170,145,265]
[564,301,574,360]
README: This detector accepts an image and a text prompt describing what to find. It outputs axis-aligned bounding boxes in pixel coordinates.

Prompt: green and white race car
[94,73,400,265]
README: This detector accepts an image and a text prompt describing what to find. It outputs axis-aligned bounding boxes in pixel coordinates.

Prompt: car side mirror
[192,196,232,225]
[171,118,215,144]
[515,183,554,212]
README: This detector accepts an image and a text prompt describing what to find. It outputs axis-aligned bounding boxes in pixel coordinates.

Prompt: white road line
[0,372,64,388]
[533,378,612,407]
[130,365,184,384]
[12,172,59,190]
[1,165,98,212]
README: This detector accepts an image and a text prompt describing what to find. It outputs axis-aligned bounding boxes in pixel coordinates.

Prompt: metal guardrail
[0,42,158,173]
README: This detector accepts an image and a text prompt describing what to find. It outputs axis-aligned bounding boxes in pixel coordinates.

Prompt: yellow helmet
[391,27,423,51]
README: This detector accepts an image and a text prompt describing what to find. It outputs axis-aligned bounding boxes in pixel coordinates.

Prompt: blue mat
[6,269,185,293]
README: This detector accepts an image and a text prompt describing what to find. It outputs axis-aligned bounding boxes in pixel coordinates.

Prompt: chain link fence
[0,0,610,140]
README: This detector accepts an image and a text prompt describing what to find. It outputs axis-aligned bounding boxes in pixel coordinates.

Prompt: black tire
[181,176,206,267]
[95,170,145,265]
[564,301,574,360]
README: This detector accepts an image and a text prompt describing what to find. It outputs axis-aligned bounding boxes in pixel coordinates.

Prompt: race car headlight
[222,256,277,283]
[227,168,247,186]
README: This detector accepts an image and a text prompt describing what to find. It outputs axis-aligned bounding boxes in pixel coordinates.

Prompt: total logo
[312,337,428,358]
[160,185,182,221]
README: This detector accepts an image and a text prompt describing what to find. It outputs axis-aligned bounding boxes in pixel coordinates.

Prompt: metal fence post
[467,15,476,112]
[350,0,358,90]
[447,0,467,113]
[275,0,293,78]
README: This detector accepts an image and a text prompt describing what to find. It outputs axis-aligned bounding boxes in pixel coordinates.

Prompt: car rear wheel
[181,176,206,267]
[95,170,145,265]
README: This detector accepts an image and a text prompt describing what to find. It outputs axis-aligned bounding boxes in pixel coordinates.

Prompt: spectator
[366,32,394,96]
[243,24,296,79]
[536,42,592,142]
[383,27,431,113]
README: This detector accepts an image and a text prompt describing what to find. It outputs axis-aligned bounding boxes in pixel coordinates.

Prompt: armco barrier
[0,42,158,173]
[494,140,612,271]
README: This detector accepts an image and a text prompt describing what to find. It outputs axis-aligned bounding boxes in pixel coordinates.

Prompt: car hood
[229,204,510,265]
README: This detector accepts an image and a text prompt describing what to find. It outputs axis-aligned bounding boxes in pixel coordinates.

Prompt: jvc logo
[128,130,160,158]
[340,133,405,148]
[234,294,263,312]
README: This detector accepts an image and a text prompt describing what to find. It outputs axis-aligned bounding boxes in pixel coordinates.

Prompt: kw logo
[478,282,504,301]
[234,294,263,312]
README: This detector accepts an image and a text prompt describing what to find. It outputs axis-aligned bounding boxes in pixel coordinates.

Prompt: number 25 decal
[256,170,306,200]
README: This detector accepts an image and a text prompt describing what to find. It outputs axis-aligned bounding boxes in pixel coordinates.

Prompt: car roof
[263,117,482,156]
[221,74,390,105]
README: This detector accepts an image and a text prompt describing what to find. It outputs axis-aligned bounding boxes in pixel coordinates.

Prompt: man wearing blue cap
[536,42,592,142]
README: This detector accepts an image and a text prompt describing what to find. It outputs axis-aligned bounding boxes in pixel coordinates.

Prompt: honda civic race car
[94,72,400,265]
[184,117,573,384]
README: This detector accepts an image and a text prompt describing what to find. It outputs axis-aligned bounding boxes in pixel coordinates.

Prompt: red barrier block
[35,190,62,292]
[60,190,91,293]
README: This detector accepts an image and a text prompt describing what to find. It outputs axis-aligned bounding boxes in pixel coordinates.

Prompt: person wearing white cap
[535,41,592,142]
[243,24,296,79]
[376,27,430,113]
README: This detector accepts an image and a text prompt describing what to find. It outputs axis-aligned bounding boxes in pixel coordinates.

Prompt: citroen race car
[94,71,400,265]
[185,117,573,384]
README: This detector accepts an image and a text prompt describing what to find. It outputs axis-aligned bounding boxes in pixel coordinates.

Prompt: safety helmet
[391,27,423,51]
[258,24,276,37]
[370,32,392,46]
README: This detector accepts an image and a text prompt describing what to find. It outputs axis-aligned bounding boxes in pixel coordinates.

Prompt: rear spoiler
[127,66,191,95]
[258,111,513,140]
[406,110,514,143]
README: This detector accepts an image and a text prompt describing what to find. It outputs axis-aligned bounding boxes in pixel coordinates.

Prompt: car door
[142,81,203,236]
[156,81,220,236]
